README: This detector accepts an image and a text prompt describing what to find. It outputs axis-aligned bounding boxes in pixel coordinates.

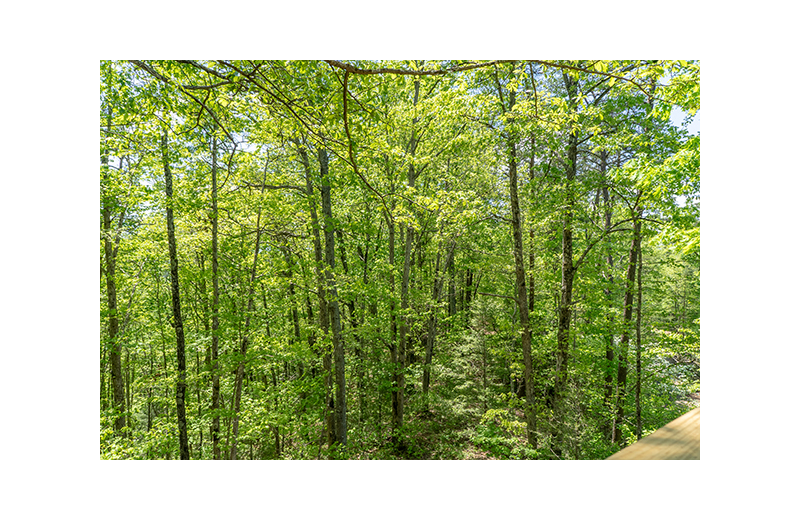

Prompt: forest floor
[406,407,497,460]
[361,389,517,460]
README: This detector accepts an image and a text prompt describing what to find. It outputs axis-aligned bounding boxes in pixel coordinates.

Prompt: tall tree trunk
[600,150,616,439]
[497,71,537,447]
[319,147,347,448]
[554,70,579,415]
[296,140,334,448]
[423,245,442,396]
[125,349,132,430]
[210,135,222,460]
[161,130,190,460]
[102,108,126,435]
[635,224,644,440]
[229,172,267,460]
[392,78,421,449]
[422,238,456,395]
[386,211,401,440]
[613,213,641,445]
[397,220,413,447]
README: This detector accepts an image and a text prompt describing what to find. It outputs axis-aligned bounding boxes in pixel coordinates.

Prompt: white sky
[672,106,701,136]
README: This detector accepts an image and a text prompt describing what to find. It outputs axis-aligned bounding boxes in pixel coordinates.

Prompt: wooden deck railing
[606,407,700,460]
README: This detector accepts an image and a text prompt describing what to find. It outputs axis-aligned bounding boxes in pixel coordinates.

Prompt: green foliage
[100,60,699,460]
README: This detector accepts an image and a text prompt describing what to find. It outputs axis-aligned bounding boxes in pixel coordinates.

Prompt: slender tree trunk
[422,238,456,395]
[394,80,423,449]
[161,130,190,460]
[124,349,131,430]
[386,212,402,439]
[210,135,222,460]
[319,148,347,448]
[554,70,579,417]
[423,245,442,396]
[229,175,267,460]
[613,214,641,445]
[497,74,537,447]
[100,347,107,411]
[635,226,644,440]
[296,140,334,448]
[397,221,413,446]
[464,268,474,327]
[600,150,616,439]
[101,106,126,435]
[147,343,154,432]
[448,259,456,319]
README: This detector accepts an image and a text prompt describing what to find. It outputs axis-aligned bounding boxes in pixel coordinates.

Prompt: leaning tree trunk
[161,130,190,460]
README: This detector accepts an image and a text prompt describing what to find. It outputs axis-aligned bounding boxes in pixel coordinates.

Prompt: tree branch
[574,217,637,271]
[530,60,653,102]
[326,59,653,101]
[129,60,235,142]
[325,60,516,77]
[341,70,391,216]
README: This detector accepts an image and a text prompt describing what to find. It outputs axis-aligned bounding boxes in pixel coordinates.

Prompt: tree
[161,129,190,460]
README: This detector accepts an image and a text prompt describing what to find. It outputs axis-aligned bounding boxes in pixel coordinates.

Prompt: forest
[100,60,700,460]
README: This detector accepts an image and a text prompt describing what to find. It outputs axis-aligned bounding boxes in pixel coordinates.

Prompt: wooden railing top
[606,407,700,460]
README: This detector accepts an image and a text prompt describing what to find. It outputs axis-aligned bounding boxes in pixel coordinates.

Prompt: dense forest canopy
[100,59,699,459]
